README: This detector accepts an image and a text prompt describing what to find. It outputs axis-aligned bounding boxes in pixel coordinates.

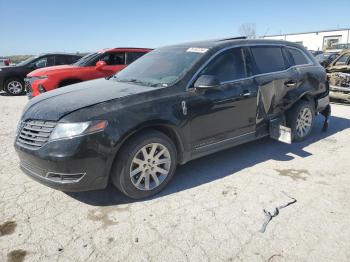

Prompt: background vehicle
[0,53,82,95]
[309,50,323,57]
[327,50,350,102]
[0,57,10,66]
[26,48,152,98]
[316,52,338,67]
[327,43,350,53]
[15,39,330,199]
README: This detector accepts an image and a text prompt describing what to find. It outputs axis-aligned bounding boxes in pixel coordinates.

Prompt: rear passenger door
[188,47,258,149]
[249,46,299,123]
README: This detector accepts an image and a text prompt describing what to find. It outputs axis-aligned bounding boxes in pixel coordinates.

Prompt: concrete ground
[1,94,350,262]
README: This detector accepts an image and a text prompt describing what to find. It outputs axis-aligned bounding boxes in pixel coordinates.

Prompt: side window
[100,52,125,65]
[201,48,247,82]
[68,56,81,64]
[251,46,287,74]
[288,48,310,65]
[33,57,48,68]
[126,52,146,64]
[55,56,69,65]
[46,56,55,66]
[335,53,350,66]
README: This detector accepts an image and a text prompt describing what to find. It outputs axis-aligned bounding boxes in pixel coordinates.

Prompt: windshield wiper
[116,78,165,87]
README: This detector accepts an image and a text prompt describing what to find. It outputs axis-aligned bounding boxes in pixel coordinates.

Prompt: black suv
[0,53,82,95]
[15,39,330,199]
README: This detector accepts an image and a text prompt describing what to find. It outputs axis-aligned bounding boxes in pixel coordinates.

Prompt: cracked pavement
[1,95,350,261]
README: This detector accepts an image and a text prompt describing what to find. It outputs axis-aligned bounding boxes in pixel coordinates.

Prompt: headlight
[49,120,107,141]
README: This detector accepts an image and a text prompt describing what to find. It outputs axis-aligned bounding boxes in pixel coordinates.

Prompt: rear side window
[201,48,247,82]
[66,56,81,64]
[251,46,287,74]
[126,52,147,64]
[288,48,310,65]
[55,56,73,65]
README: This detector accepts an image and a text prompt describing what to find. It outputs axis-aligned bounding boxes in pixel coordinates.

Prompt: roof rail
[217,36,247,41]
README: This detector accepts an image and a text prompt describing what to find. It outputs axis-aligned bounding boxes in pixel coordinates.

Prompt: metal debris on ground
[260,191,297,233]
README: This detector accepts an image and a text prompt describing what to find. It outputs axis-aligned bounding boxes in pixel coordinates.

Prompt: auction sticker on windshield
[186,47,208,53]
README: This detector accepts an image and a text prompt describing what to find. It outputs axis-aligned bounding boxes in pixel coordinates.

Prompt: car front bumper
[25,77,48,99]
[14,132,115,192]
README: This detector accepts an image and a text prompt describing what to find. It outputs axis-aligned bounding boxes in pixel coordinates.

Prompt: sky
[1,0,349,55]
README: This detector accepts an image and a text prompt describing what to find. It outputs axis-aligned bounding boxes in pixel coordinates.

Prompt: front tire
[287,100,315,141]
[4,78,25,95]
[111,130,177,199]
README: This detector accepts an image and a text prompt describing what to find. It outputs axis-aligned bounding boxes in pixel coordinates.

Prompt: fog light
[46,172,85,183]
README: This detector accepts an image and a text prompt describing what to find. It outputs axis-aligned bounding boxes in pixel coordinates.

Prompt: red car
[26,47,151,97]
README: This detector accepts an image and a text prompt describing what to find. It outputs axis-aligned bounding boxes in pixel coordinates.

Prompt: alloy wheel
[7,81,23,95]
[130,143,171,191]
[296,107,312,138]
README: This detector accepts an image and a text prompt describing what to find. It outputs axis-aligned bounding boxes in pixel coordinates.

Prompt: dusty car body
[14,38,330,199]
[327,50,350,102]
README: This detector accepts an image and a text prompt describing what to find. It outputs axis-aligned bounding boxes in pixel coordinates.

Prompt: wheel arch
[113,121,186,166]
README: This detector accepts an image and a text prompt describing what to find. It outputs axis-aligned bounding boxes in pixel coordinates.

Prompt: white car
[0,57,10,66]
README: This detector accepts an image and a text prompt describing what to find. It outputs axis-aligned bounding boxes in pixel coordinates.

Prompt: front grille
[17,120,56,149]
[25,80,33,98]
[25,80,31,92]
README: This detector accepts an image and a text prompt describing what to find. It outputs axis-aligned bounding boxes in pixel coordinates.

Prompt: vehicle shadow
[66,114,350,206]
[0,91,26,96]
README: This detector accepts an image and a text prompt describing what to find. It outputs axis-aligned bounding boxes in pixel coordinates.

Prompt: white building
[263,28,350,51]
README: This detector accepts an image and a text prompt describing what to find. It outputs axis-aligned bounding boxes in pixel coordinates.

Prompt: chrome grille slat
[20,130,51,138]
[18,138,42,147]
[22,126,52,133]
[19,134,48,142]
[17,120,56,149]
[26,121,56,128]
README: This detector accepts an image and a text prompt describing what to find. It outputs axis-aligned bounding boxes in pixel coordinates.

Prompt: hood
[22,78,160,121]
[0,65,24,71]
[28,65,78,76]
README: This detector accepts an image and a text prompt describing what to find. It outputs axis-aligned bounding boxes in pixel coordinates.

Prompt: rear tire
[287,100,315,141]
[111,130,177,199]
[4,78,25,95]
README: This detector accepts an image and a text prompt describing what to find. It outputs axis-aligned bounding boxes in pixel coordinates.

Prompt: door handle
[285,80,297,87]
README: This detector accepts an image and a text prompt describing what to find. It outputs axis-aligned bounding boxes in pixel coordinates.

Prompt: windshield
[17,56,37,66]
[113,47,206,87]
[73,52,100,66]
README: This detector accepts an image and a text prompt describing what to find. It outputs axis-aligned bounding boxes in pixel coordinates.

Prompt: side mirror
[96,61,107,70]
[194,75,220,89]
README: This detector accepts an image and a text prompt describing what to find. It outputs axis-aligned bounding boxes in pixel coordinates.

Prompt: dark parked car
[15,39,330,199]
[0,53,82,95]
[316,52,338,68]
[309,50,323,57]
[327,50,350,102]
